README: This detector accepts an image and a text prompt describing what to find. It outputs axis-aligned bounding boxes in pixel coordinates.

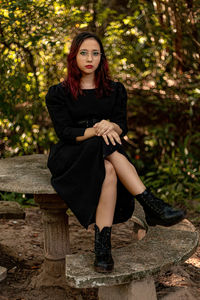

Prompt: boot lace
[145,192,171,214]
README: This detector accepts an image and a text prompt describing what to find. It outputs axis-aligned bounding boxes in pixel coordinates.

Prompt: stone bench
[0,154,199,299]
[65,202,199,300]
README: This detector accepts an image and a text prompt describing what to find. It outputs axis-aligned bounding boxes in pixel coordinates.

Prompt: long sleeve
[45,84,86,143]
[110,82,128,137]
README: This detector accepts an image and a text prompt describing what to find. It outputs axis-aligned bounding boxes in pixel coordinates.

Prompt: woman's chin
[81,69,95,76]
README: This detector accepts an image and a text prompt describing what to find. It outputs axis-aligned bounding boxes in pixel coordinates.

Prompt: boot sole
[146,215,185,227]
[94,265,114,273]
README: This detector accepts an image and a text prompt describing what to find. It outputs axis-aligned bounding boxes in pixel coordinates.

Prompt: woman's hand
[101,130,122,146]
[93,120,115,136]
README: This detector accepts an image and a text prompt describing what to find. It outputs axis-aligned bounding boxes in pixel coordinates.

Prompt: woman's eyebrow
[79,48,100,51]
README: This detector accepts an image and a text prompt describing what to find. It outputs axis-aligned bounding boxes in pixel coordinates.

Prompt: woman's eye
[80,51,87,56]
[93,51,99,56]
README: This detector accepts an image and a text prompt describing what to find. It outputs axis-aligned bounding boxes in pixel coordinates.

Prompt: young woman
[45,31,185,273]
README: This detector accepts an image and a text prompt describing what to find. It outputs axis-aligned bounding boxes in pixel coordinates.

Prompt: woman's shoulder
[110,80,126,90]
[45,82,69,103]
[46,82,66,95]
[109,80,127,96]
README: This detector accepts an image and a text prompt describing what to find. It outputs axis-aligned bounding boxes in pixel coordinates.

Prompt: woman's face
[76,38,101,75]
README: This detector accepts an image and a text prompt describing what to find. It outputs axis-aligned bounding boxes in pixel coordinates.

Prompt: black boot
[136,189,185,227]
[94,224,114,273]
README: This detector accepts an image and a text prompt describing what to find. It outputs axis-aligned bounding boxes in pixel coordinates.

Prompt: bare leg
[106,151,146,196]
[105,151,185,227]
[95,160,117,231]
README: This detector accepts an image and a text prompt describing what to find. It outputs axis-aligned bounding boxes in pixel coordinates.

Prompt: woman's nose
[87,53,93,61]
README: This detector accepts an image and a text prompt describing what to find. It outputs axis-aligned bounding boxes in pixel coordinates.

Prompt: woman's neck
[80,74,95,89]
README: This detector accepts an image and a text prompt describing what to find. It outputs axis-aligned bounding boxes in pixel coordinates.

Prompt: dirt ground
[0,207,199,300]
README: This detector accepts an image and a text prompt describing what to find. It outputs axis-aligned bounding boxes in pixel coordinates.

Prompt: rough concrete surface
[0,154,54,194]
[98,277,157,300]
[65,219,198,288]
[0,201,25,219]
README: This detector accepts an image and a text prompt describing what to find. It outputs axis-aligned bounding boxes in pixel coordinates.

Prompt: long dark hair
[62,31,113,100]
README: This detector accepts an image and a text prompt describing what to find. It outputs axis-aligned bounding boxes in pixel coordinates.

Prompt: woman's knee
[104,160,117,184]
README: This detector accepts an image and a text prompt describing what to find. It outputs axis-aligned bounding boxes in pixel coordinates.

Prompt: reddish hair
[62,31,113,100]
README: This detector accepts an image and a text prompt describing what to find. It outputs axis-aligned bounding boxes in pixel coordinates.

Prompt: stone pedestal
[98,277,157,300]
[0,154,71,288]
[32,194,70,288]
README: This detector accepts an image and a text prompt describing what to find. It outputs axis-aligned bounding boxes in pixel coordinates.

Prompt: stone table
[0,154,70,287]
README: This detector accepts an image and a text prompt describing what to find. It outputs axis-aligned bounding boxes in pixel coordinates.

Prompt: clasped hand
[93,120,122,145]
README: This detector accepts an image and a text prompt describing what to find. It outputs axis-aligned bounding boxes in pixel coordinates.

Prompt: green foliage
[128,125,200,209]
[144,145,200,207]
[0,192,35,207]
[0,0,199,210]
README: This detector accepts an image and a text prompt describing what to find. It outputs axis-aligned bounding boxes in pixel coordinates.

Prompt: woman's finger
[103,128,114,136]
[99,125,114,135]
[112,133,122,144]
[97,127,109,136]
[96,120,112,131]
[108,131,122,145]
[107,133,116,145]
[102,134,109,145]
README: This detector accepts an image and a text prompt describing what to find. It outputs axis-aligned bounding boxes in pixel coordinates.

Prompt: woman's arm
[76,125,122,144]
[76,126,122,145]
[76,127,97,142]
[46,84,86,144]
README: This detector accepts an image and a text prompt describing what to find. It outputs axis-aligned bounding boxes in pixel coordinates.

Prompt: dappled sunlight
[185,257,200,269]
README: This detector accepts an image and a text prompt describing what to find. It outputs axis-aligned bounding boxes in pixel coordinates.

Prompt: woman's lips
[85,65,93,69]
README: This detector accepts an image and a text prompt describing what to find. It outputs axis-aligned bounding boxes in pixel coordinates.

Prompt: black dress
[45,80,135,229]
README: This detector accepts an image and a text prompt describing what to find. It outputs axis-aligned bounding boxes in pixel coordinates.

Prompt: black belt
[76,118,101,128]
